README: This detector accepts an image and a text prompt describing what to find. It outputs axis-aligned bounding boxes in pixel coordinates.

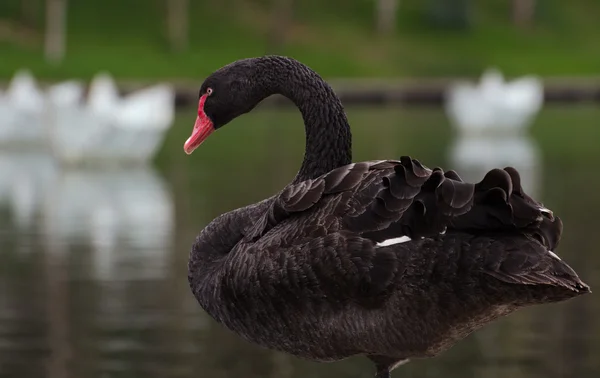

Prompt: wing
[243,160,379,242]
[244,157,473,242]
[228,228,588,317]
[227,158,580,313]
[244,156,553,247]
[227,231,403,311]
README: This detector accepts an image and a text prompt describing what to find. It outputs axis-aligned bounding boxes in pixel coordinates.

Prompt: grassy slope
[1,0,600,79]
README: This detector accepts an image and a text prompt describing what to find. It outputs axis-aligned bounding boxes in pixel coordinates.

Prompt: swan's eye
[206,88,213,96]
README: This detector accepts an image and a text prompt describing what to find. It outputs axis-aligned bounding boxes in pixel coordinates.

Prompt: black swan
[184,56,590,378]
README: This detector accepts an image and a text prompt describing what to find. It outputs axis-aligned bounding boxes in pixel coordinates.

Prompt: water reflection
[0,151,58,229]
[0,106,598,378]
[448,133,542,198]
[41,166,174,281]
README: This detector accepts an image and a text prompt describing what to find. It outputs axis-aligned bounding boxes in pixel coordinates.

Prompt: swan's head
[184,58,266,154]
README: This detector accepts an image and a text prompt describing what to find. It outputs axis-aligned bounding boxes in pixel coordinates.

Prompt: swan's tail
[358,158,562,248]
[362,158,590,297]
[421,164,590,298]
[448,166,560,249]
[477,231,590,300]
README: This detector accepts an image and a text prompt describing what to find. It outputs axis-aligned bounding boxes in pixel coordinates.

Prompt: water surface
[0,105,598,378]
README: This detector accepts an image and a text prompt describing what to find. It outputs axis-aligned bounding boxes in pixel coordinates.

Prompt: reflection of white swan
[0,151,58,229]
[445,68,544,134]
[41,167,174,281]
[448,134,542,198]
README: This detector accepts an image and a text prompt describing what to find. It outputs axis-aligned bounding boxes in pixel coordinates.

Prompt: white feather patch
[376,236,412,247]
[549,251,561,260]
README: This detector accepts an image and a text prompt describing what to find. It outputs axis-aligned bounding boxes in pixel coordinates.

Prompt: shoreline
[2,77,600,107]
[161,77,600,107]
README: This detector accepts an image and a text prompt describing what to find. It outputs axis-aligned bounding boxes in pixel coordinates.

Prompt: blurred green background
[0,1,599,378]
[1,0,600,79]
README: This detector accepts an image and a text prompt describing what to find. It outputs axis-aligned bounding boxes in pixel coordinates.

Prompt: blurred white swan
[0,70,87,147]
[1,69,174,164]
[87,72,121,116]
[445,68,544,135]
[48,72,175,165]
[48,72,118,162]
[108,83,175,161]
[46,80,85,109]
[0,69,46,145]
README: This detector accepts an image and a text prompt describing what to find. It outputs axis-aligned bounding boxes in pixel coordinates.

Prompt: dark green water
[0,105,598,378]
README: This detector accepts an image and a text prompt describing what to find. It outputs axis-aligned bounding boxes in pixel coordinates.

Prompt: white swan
[46,80,85,109]
[107,83,175,162]
[0,69,46,145]
[445,68,544,135]
[48,72,175,165]
[87,72,120,117]
[48,72,120,162]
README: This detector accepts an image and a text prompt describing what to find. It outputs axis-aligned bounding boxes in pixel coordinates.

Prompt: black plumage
[186,56,590,378]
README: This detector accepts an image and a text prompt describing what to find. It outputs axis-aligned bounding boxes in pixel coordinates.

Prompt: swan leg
[368,355,409,378]
[375,370,391,378]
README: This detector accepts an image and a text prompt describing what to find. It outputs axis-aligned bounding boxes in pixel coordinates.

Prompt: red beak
[184,115,214,154]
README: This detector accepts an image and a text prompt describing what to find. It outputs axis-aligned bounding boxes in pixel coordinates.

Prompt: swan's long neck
[189,57,352,297]
[256,57,353,183]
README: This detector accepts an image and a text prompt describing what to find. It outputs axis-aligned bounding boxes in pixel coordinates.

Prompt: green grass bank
[1,0,599,80]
